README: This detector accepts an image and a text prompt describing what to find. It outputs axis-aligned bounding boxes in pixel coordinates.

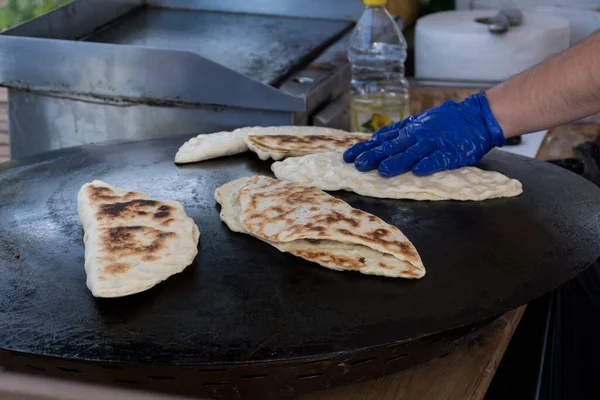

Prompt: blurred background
[1,0,70,30]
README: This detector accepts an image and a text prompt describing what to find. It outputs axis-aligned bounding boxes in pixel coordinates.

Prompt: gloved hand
[343,91,506,177]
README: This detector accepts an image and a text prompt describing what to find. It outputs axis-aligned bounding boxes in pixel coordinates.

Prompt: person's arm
[488,30,600,138]
[344,30,600,177]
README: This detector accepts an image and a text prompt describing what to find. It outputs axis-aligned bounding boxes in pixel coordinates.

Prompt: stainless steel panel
[0,0,366,158]
[147,0,366,21]
[312,95,350,131]
[0,36,305,112]
[408,78,498,88]
[280,27,353,119]
[8,90,292,159]
[86,7,352,86]
[280,17,405,128]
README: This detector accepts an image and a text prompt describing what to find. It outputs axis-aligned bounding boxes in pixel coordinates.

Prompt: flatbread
[78,180,200,298]
[215,176,424,279]
[272,152,523,201]
[245,133,371,161]
[174,126,356,164]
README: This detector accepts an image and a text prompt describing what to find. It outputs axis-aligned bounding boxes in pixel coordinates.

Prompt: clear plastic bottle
[348,0,410,133]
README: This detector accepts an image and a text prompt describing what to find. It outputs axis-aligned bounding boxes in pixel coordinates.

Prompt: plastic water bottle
[348,0,410,133]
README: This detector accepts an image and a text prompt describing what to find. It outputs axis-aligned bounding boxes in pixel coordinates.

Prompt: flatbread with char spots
[174,126,362,164]
[215,176,424,279]
[272,152,523,201]
[77,180,200,297]
[244,134,371,161]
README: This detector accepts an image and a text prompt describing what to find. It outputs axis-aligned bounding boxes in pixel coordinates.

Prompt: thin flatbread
[215,176,424,279]
[78,180,200,298]
[245,133,371,161]
[174,126,357,164]
[272,152,523,201]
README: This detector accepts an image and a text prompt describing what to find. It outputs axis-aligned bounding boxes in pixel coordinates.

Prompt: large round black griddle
[1,137,600,398]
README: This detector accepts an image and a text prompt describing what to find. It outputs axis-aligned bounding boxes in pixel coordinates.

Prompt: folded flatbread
[78,180,200,298]
[272,152,523,201]
[174,126,359,164]
[215,176,425,279]
[244,133,371,161]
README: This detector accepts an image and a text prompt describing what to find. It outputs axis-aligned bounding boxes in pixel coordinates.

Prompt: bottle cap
[364,0,387,5]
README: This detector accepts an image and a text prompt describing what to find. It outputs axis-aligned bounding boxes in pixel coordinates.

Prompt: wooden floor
[0,88,8,162]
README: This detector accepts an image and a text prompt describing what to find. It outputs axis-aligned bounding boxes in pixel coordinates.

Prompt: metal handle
[474,8,523,35]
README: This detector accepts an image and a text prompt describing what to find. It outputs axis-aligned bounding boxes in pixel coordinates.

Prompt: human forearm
[344,30,600,176]
[486,30,600,138]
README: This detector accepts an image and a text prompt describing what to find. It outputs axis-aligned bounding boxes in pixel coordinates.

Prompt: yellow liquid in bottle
[349,93,409,133]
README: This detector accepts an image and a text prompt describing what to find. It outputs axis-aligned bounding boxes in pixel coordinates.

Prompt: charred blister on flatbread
[96,199,173,222]
[153,205,172,218]
[100,199,156,217]
[88,185,139,204]
[101,226,176,258]
[216,175,424,279]
[290,249,364,270]
[235,176,424,275]
[247,134,371,153]
[335,228,419,262]
[104,262,131,275]
[88,185,120,202]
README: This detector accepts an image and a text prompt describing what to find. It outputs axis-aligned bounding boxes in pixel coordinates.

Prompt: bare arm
[345,30,600,176]
[486,30,600,138]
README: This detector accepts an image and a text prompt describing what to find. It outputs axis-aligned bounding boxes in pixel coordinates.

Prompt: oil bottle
[348,0,410,133]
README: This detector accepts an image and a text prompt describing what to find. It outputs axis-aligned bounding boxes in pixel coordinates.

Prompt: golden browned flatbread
[272,152,523,201]
[215,176,424,279]
[77,180,200,297]
[174,126,359,164]
[245,133,371,160]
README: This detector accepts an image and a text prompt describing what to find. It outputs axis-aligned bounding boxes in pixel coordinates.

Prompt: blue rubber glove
[343,91,506,177]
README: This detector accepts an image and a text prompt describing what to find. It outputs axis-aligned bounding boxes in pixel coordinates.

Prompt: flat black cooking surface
[1,138,600,366]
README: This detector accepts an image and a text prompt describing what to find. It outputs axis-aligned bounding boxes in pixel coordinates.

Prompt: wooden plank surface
[304,307,525,400]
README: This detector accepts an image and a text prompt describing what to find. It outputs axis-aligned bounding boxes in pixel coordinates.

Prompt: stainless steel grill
[0,0,370,158]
